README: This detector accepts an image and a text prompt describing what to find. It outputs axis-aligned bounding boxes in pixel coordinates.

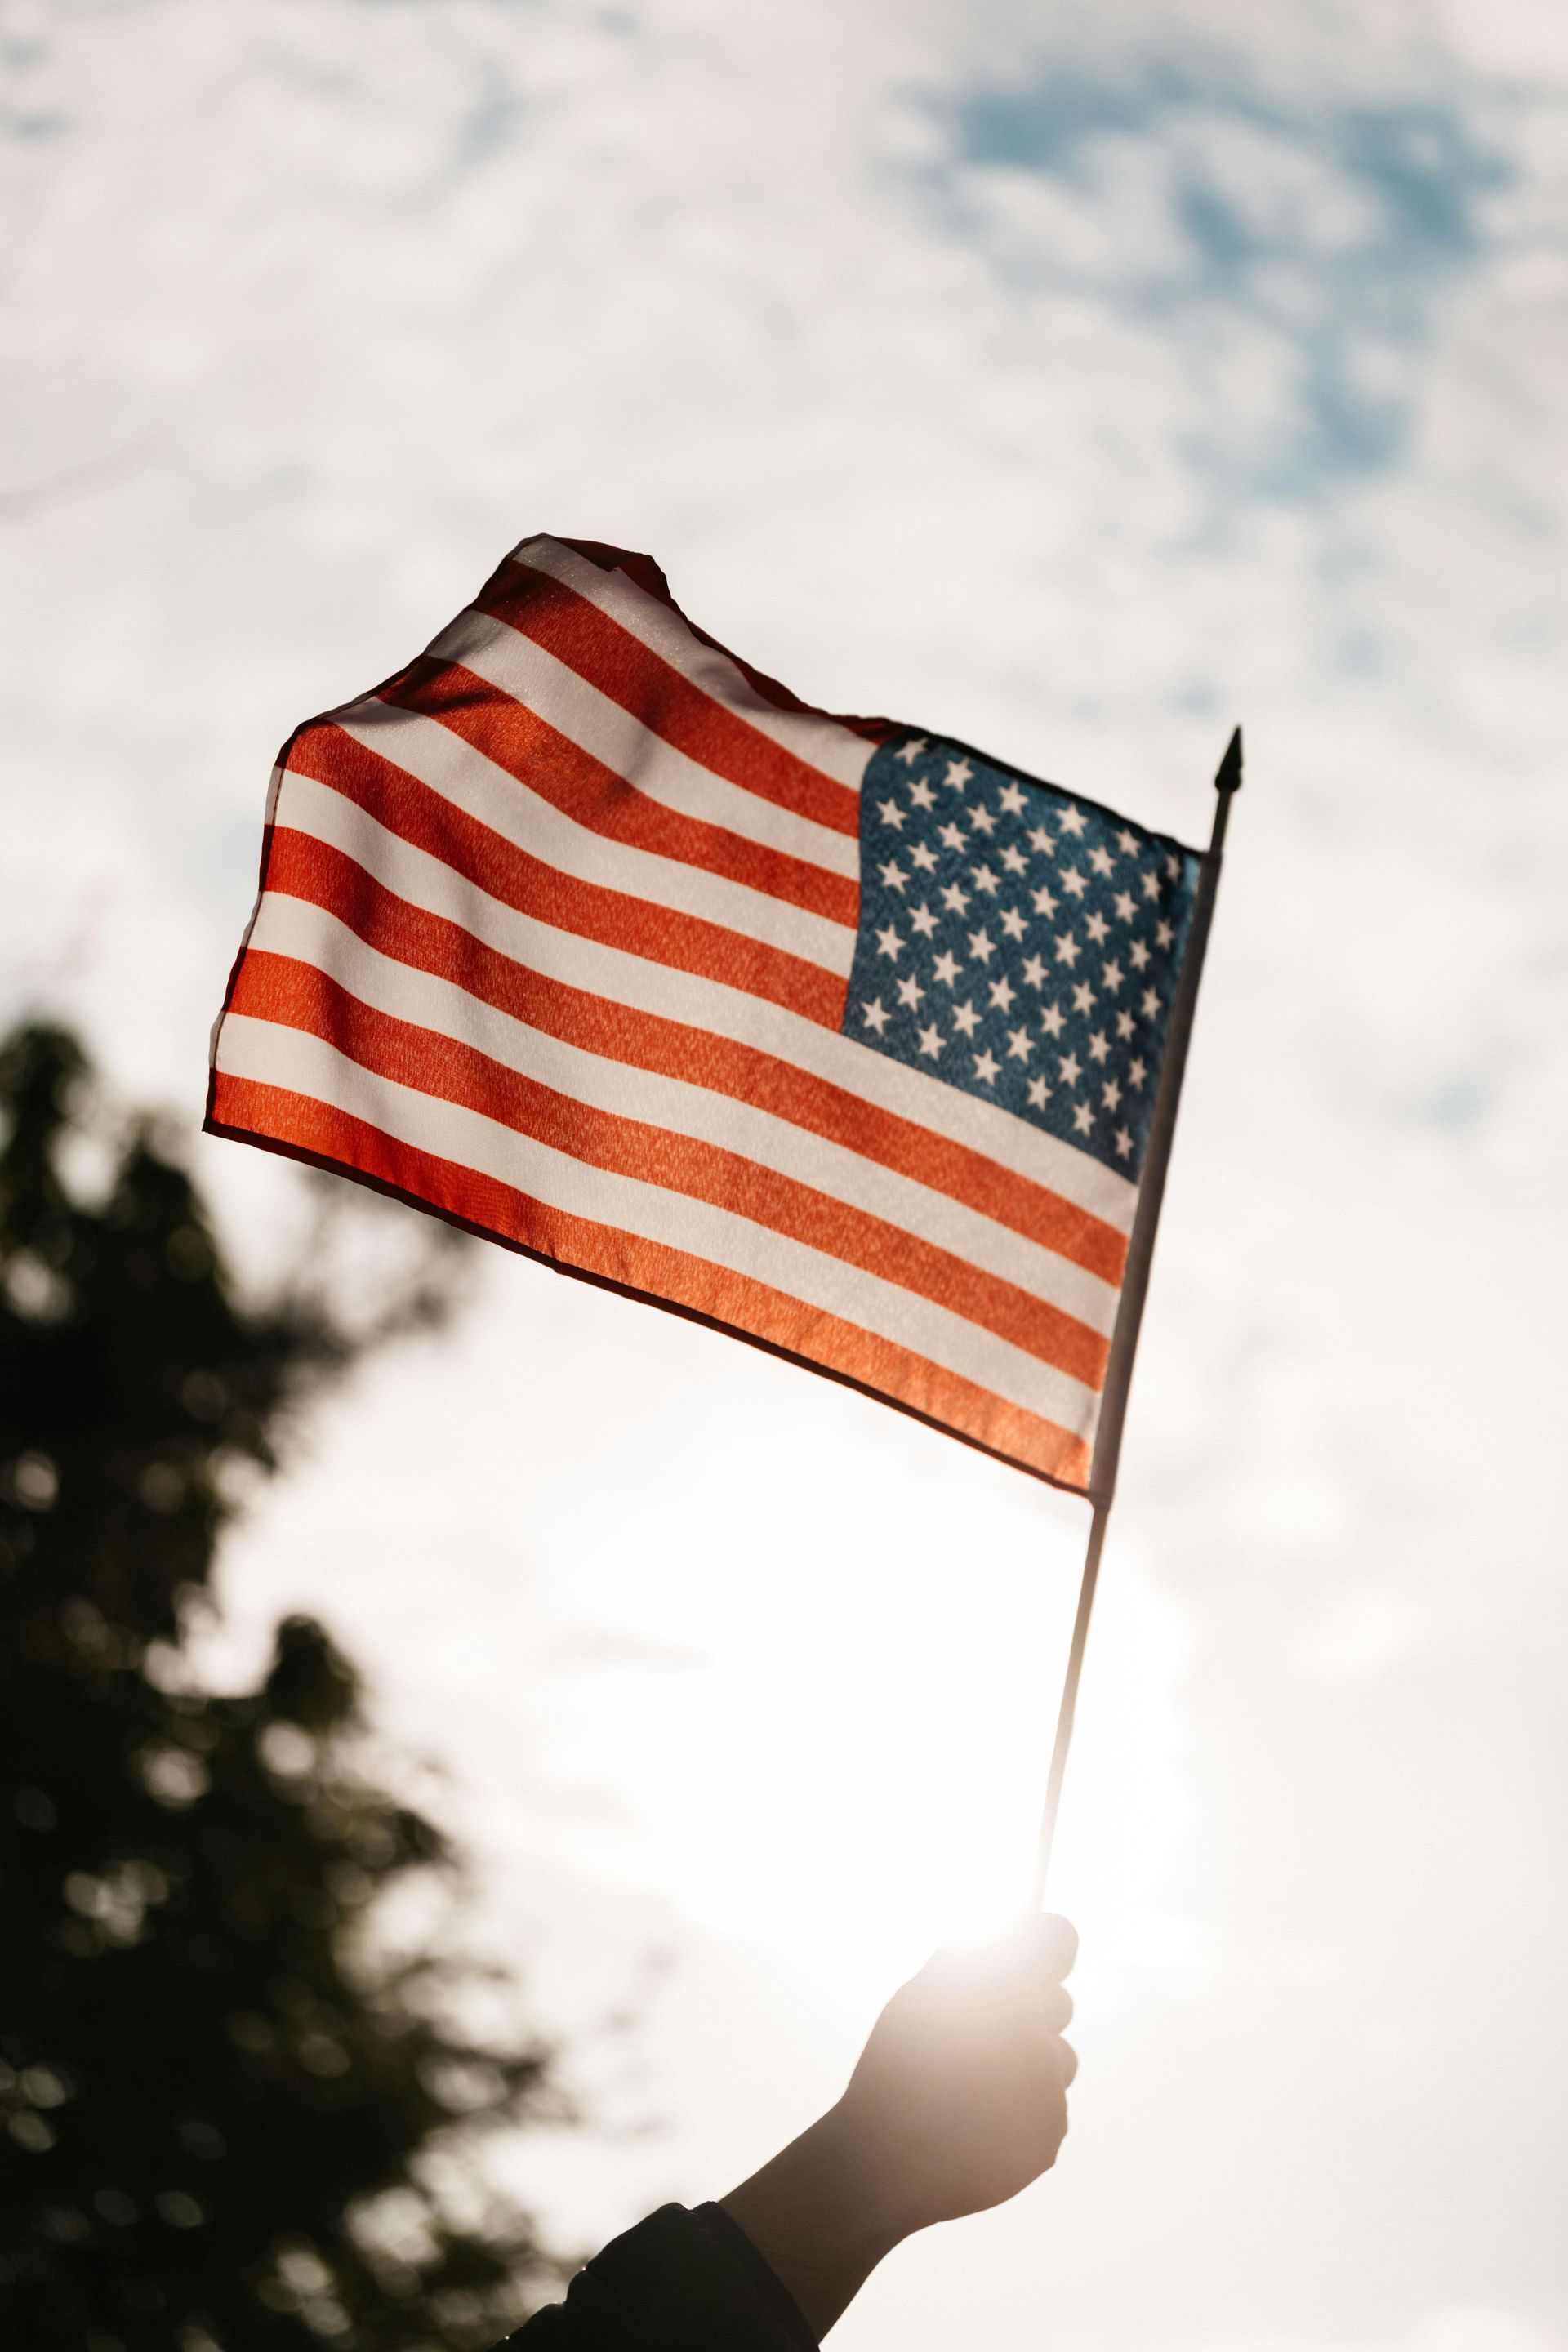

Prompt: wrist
[720,2104,910,2340]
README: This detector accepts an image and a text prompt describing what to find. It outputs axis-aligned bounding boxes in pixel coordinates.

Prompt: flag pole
[1030,727,1243,1909]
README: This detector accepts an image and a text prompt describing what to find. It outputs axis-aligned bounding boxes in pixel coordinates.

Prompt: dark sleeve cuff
[499,2200,816,2351]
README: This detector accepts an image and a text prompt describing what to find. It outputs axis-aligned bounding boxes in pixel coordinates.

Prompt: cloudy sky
[3,1,1567,2346]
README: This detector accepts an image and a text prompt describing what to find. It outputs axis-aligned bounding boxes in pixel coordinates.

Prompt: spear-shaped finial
[1214,724,1243,797]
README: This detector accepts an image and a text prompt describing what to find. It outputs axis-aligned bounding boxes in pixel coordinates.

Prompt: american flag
[208,535,1206,1495]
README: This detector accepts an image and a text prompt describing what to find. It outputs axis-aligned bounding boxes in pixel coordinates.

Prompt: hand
[831,1909,1078,2233]
[721,1913,1077,2338]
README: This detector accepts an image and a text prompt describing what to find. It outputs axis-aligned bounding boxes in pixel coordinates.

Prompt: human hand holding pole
[720,1913,1078,2340]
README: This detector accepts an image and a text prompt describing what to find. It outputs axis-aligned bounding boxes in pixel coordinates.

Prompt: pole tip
[1214,724,1243,796]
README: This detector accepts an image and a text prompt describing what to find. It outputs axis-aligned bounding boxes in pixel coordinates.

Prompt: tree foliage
[0,1022,563,2351]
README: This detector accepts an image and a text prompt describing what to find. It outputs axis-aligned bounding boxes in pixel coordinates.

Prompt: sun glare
[533,1377,1201,2034]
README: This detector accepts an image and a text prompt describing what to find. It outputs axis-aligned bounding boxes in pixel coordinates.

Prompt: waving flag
[208,536,1214,1495]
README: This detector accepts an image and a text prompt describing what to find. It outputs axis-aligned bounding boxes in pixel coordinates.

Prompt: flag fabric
[207,535,1205,1494]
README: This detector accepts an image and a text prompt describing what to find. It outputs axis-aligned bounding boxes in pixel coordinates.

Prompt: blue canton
[844,734,1201,1183]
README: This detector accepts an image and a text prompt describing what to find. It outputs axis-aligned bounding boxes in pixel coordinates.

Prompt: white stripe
[426,608,860,883]
[272,768,1139,1236]
[247,890,1120,1343]
[215,1012,1101,1441]
[328,701,855,978]
[508,536,875,795]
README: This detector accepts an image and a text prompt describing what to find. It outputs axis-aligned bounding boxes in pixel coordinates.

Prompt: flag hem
[202,1104,1094,1502]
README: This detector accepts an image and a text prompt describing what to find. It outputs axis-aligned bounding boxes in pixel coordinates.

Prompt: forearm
[720,2105,909,2341]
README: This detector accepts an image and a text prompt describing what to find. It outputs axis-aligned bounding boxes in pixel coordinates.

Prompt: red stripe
[383,654,860,927]
[552,540,896,745]
[207,1070,1094,1491]
[264,827,1127,1287]
[476,559,864,839]
[229,950,1110,1392]
[284,722,848,1029]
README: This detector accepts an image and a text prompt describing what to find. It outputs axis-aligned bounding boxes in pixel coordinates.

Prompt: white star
[968,929,996,964]
[999,906,1027,942]
[987,975,1017,1011]
[938,821,967,853]
[932,950,961,987]
[909,840,938,873]
[907,778,936,811]
[970,863,1000,897]
[1165,853,1180,878]
[1040,1002,1066,1039]
[1072,1102,1094,1135]
[1112,890,1137,923]
[1054,933,1080,967]
[1155,919,1174,950]
[1058,804,1088,838]
[1115,1009,1135,1040]
[1101,1077,1122,1110]
[1028,825,1054,856]
[910,900,938,938]
[944,756,973,790]
[1031,884,1059,917]
[1129,939,1152,971]
[1140,870,1161,902]
[952,1000,981,1038]
[1026,1075,1051,1109]
[1141,987,1161,1018]
[1061,867,1089,899]
[1021,954,1048,988]
[969,804,997,838]
[973,1049,1000,1085]
[1128,1057,1147,1088]
[1102,960,1123,992]
[1084,911,1109,945]
[875,924,903,960]
[1089,845,1114,878]
[1072,981,1096,1015]
[879,860,907,892]
[1059,1050,1083,1088]
[1000,844,1027,876]
[1116,827,1140,855]
[1114,1125,1134,1158]
[897,737,928,766]
[1004,1026,1033,1062]
[940,881,970,915]
[878,798,906,830]
[998,782,1027,817]
[896,973,924,1010]
[861,998,889,1035]
[916,1022,945,1060]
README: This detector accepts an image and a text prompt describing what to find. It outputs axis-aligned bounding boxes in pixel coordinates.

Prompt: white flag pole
[1031,728,1243,1907]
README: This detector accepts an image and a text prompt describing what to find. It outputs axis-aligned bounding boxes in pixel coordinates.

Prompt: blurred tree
[0,1022,565,2352]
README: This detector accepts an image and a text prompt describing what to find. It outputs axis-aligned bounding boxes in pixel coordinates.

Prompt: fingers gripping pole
[1030,1502,1110,1908]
